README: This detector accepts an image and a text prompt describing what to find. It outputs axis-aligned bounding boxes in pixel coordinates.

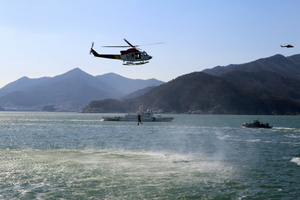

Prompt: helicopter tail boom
[94,54,122,60]
[90,44,121,60]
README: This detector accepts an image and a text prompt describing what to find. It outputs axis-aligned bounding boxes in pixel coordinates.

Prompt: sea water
[0,112,299,199]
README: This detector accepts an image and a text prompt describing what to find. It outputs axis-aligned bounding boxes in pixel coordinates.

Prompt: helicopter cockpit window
[135,53,141,59]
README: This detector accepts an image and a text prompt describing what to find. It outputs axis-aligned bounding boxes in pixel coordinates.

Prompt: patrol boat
[242,119,272,128]
[101,109,174,122]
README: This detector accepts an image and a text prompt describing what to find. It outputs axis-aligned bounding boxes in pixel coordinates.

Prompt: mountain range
[203,54,300,100]
[83,54,300,115]
[0,68,164,111]
[2,53,300,114]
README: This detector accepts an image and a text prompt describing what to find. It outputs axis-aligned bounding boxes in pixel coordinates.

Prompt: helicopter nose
[149,55,152,59]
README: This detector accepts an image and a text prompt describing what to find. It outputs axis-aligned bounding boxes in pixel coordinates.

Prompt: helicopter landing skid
[123,61,149,65]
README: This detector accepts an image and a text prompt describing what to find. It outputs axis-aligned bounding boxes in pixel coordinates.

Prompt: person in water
[137,113,143,125]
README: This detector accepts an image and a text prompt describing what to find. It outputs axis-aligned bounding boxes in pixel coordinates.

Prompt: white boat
[101,110,174,122]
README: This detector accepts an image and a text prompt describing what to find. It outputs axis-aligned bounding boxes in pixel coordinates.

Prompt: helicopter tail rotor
[90,42,94,54]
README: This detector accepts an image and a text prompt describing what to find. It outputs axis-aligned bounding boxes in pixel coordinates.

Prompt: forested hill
[83,72,300,115]
[203,54,300,101]
[203,54,300,79]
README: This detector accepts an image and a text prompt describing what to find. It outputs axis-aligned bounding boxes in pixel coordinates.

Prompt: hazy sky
[1,0,299,87]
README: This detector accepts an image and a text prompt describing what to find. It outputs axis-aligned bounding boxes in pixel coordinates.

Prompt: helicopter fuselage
[120,48,152,62]
[281,44,294,48]
[90,39,160,65]
[90,47,152,65]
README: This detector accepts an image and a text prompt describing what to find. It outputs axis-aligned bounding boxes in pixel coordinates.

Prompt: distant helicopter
[281,44,294,48]
[90,39,164,65]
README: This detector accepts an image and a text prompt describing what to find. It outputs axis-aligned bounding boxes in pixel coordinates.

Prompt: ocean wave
[291,157,300,166]
[284,134,300,139]
[273,127,296,130]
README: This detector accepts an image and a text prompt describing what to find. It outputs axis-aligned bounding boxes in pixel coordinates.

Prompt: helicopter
[90,39,163,65]
[281,44,294,48]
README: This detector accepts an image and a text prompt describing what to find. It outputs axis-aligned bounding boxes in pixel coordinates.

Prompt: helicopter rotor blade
[100,39,165,48]
[124,39,136,47]
[102,45,131,48]
[135,42,165,47]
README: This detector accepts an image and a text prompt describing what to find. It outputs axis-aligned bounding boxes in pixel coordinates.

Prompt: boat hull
[102,115,174,122]
[242,123,272,128]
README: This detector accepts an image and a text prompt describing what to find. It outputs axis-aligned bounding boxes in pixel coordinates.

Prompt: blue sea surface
[0,112,299,199]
